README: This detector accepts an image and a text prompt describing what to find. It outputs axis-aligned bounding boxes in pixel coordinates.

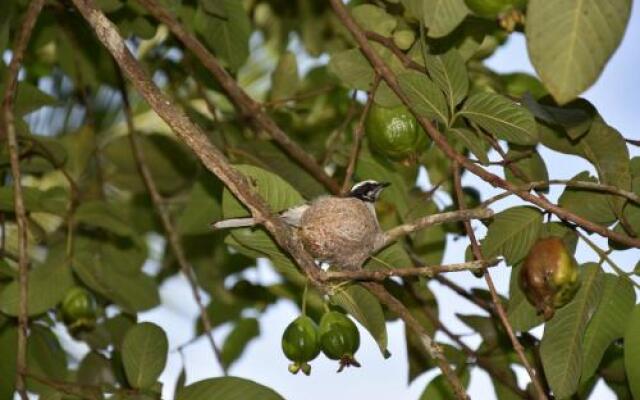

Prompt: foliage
[0,0,637,399]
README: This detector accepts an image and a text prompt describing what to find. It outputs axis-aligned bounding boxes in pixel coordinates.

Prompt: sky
[134,6,640,400]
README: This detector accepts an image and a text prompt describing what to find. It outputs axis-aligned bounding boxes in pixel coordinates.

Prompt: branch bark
[329,0,640,249]
[134,0,341,195]
[1,1,46,398]
[452,163,548,400]
[320,259,498,281]
[115,69,228,375]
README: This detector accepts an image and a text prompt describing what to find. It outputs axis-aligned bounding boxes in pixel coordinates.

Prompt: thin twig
[1,1,46,398]
[320,259,498,281]
[362,282,470,400]
[341,76,381,194]
[322,91,359,166]
[135,0,341,195]
[379,208,493,250]
[330,0,640,248]
[115,68,228,374]
[452,162,548,400]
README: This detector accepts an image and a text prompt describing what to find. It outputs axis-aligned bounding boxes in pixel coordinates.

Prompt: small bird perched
[212,180,390,270]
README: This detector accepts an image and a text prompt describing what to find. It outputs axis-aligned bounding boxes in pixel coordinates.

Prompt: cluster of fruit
[281,311,360,375]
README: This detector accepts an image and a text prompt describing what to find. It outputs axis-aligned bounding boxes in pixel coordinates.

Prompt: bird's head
[348,180,390,202]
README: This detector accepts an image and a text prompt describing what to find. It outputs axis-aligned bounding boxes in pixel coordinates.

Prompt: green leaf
[424,50,469,111]
[526,0,632,104]
[328,48,374,90]
[0,247,73,316]
[558,171,618,226]
[482,206,543,265]
[177,377,285,400]
[75,200,137,238]
[507,263,544,332]
[624,305,640,400]
[77,351,117,387]
[460,92,538,145]
[222,164,304,218]
[0,186,68,216]
[221,318,260,369]
[398,70,448,124]
[0,81,56,116]
[540,263,604,399]
[521,95,595,140]
[580,274,635,383]
[447,127,489,164]
[366,242,412,270]
[195,0,251,71]
[177,179,222,235]
[352,4,397,36]
[270,52,299,102]
[26,326,68,394]
[0,325,17,399]
[504,146,548,189]
[423,0,469,38]
[122,322,168,389]
[330,284,389,357]
[419,368,470,400]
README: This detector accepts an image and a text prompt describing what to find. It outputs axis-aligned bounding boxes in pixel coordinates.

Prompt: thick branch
[362,282,470,400]
[329,0,640,249]
[321,259,498,281]
[116,70,228,375]
[379,208,493,250]
[1,1,46,399]
[69,0,322,288]
[452,163,548,400]
[134,0,341,195]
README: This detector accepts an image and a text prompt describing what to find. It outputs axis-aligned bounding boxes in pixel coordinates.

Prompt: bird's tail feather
[211,217,256,230]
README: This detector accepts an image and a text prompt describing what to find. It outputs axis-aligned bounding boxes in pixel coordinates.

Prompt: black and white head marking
[348,180,390,202]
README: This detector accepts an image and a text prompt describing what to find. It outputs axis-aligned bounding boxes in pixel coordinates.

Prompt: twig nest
[299,197,381,269]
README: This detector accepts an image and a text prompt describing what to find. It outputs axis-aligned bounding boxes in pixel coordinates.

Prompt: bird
[212,180,390,270]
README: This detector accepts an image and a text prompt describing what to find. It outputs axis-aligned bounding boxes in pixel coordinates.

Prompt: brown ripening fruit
[519,237,580,320]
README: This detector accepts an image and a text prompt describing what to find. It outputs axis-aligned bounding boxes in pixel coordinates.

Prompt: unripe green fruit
[61,287,97,336]
[519,237,580,320]
[392,30,415,50]
[319,311,361,372]
[366,104,429,161]
[281,316,321,375]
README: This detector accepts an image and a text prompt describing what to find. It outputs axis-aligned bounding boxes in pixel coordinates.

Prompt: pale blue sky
[139,6,640,400]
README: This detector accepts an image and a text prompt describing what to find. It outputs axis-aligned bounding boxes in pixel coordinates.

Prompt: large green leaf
[580,274,635,383]
[270,52,299,102]
[177,377,285,400]
[503,146,549,189]
[177,179,223,235]
[222,164,304,218]
[482,206,543,265]
[0,81,56,116]
[330,284,389,357]
[328,48,375,91]
[221,318,260,369]
[423,0,469,38]
[0,247,73,316]
[419,368,470,400]
[122,322,168,389]
[424,50,469,111]
[0,325,17,399]
[540,263,604,399]
[447,126,489,164]
[558,171,618,226]
[625,305,640,400]
[460,92,538,145]
[507,263,544,332]
[526,0,632,104]
[195,0,251,71]
[398,70,448,124]
[352,4,397,36]
[0,186,68,216]
[26,326,68,394]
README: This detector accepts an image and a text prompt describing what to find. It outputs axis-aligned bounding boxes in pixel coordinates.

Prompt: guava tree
[0,0,638,399]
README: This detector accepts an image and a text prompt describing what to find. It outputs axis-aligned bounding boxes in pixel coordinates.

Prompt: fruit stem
[302,281,309,316]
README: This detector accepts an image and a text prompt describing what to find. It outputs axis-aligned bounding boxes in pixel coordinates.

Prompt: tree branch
[452,162,548,400]
[134,0,341,195]
[320,259,498,281]
[378,208,493,251]
[115,68,228,375]
[329,0,640,249]
[341,77,380,194]
[1,1,46,398]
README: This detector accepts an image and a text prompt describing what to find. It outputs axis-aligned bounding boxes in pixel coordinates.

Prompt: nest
[299,197,381,270]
